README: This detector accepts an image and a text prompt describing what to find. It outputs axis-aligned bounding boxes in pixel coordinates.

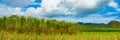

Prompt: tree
[108,20,120,28]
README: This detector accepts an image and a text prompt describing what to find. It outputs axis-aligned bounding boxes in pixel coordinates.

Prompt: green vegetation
[0,31,120,40]
[78,20,120,32]
[0,15,81,35]
[0,15,120,40]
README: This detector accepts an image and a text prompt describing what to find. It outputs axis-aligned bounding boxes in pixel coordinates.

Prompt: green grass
[82,27,120,32]
[0,31,120,40]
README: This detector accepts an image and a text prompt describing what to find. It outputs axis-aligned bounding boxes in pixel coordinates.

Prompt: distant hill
[78,21,120,28]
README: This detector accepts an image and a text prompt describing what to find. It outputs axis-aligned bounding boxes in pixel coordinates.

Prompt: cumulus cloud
[0,0,112,16]
[38,0,111,16]
[11,0,110,17]
[65,0,110,14]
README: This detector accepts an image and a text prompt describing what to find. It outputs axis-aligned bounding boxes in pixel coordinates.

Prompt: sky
[0,0,120,24]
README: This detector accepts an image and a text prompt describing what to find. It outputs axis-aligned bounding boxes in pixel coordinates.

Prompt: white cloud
[63,0,110,15]
[0,0,111,16]
[108,0,120,12]
[12,7,22,15]
[63,0,99,9]
[0,5,24,16]
[40,0,62,14]
[109,0,118,8]
[39,0,110,16]
[0,5,13,16]
[24,7,43,16]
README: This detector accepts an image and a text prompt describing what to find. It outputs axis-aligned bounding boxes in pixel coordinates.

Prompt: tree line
[78,20,120,28]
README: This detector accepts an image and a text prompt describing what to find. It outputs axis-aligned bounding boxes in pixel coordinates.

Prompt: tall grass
[0,15,82,34]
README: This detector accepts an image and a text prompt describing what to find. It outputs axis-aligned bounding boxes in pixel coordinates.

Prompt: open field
[0,31,120,40]
[0,16,120,40]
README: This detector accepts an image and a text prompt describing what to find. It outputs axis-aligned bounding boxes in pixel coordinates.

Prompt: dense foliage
[108,20,120,28]
[0,15,81,34]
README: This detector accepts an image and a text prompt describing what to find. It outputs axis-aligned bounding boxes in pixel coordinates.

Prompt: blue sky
[0,0,120,23]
